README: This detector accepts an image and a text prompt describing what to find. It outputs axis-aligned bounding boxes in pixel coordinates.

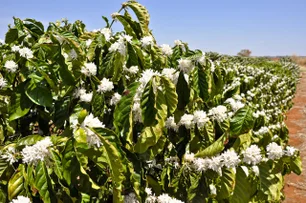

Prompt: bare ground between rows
[283,66,306,202]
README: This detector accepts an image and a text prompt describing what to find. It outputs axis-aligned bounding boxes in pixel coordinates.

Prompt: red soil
[283,67,306,202]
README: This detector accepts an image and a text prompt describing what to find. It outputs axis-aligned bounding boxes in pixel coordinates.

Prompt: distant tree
[237,49,252,57]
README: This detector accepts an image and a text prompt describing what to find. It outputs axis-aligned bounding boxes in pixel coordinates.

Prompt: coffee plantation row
[0,1,302,202]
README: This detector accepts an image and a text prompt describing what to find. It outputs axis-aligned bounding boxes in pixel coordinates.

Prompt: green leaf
[5,28,18,44]
[25,79,53,107]
[35,161,56,203]
[125,1,150,35]
[258,163,283,201]
[195,134,226,158]
[0,158,9,178]
[141,79,157,126]
[62,139,74,185]
[9,85,32,121]
[114,82,140,146]
[58,56,75,86]
[17,134,43,146]
[230,167,256,203]
[134,125,162,153]
[91,128,125,202]
[8,164,25,200]
[217,168,236,200]
[23,18,44,36]
[290,155,302,175]
[193,65,210,102]
[54,97,70,128]
[176,71,190,110]
[92,93,105,119]
[135,88,167,153]
[160,76,178,114]
[230,106,254,137]
[50,150,63,180]
[232,130,252,151]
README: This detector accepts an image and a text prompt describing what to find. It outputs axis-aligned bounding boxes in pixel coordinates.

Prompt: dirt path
[283,66,306,202]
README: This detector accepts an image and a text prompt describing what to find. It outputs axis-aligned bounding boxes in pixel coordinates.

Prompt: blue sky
[0,0,305,56]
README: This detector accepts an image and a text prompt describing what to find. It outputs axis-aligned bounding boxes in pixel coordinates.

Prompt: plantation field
[0,1,303,203]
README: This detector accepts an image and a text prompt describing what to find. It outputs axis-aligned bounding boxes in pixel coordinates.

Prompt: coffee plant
[0,1,302,202]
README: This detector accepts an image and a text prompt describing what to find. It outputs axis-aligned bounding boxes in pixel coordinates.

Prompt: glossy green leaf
[230,106,254,137]
[25,79,53,107]
[8,164,25,200]
[35,161,56,203]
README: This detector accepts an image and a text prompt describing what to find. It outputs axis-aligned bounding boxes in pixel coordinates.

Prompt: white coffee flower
[251,165,260,176]
[109,41,126,55]
[1,147,18,165]
[241,166,249,177]
[10,196,31,203]
[208,105,228,122]
[140,36,154,47]
[174,40,183,46]
[225,98,245,112]
[19,47,33,59]
[284,146,297,156]
[97,78,114,93]
[124,192,139,203]
[4,60,18,73]
[266,142,283,160]
[161,68,179,84]
[241,145,262,165]
[73,87,86,98]
[21,137,53,165]
[11,45,20,52]
[81,113,105,148]
[0,77,7,89]
[178,114,194,129]
[100,28,112,41]
[209,184,217,195]
[165,116,179,132]
[81,62,97,76]
[68,49,78,60]
[178,58,193,74]
[197,54,206,65]
[184,152,195,162]
[208,156,223,174]
[193,157,210,172]
[125,65,139,74]
[80,92,93,103]
[132,102,142,122]
[157,194,173,203]
[119,34,133,43]
[85,39,92,47]
[221,149,240,169]
[193,110,209,128]
[110,93,122,106]
[145,188,152,195]
[160,44,173,56]
[139,69,159,86]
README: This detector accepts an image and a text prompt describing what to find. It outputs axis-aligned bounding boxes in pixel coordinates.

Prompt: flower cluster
[73,87,93,103]
[21,137,53,165]
[145,188,184,203]
[208,105,228,122]
[10,196,31,203]
[1,147,18,165]
[4,60,18,73]
[80,113,105,148]
[166,110,210,131]
[81,62,97,76]
[97,78,114,93]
